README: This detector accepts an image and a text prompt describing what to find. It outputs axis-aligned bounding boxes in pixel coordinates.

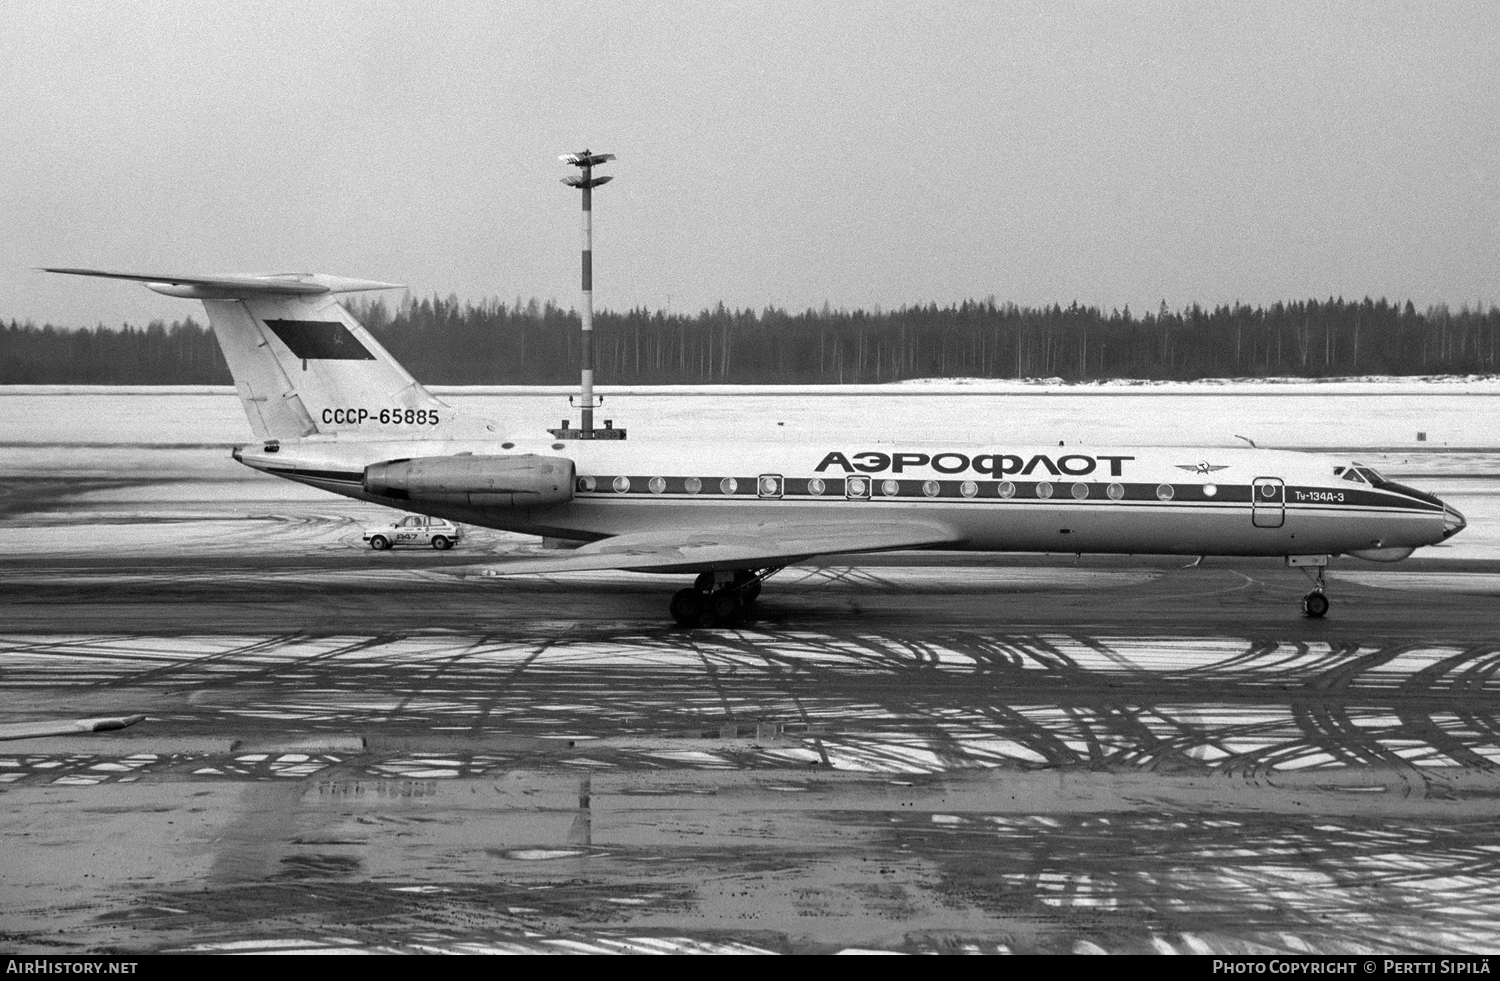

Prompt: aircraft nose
[1442,501,1467,540]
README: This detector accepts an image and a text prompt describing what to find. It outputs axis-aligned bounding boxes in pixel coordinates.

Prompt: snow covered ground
[3,377,1500,449]
[1,381,1495,561]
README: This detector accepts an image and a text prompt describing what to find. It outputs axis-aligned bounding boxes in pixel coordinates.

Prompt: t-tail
[42,268,496,440]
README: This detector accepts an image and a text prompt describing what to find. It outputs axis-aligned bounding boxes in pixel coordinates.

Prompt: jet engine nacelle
[364,454,574,507]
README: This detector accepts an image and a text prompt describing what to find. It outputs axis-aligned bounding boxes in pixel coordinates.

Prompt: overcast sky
[5,1,1499,327]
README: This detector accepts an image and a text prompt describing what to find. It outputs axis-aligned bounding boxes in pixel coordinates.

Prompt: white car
[363,514,462,551]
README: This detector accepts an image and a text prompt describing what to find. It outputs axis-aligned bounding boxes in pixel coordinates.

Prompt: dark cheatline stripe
[582,476,1227,502]
[571,477,1443,513]
[1370,480,1448,511]
[1288,485,1443,512]
[263,319,376,361]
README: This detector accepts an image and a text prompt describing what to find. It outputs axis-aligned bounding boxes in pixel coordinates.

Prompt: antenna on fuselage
[551,148,626,441]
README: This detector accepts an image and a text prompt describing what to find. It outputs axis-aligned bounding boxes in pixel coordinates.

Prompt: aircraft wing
[0,714,145,741]
[469,518,963,576]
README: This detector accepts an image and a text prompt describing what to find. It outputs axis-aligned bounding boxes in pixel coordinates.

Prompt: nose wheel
[1297,562,1330,618]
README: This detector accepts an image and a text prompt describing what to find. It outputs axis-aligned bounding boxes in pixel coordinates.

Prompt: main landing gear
[670,568,778,627]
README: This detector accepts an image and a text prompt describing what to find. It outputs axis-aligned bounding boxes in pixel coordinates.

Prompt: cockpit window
[1353,465,1386,484]
[1336,466,1366,484]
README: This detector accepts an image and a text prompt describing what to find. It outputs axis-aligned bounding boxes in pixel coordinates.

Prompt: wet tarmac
[7,530,1500,953]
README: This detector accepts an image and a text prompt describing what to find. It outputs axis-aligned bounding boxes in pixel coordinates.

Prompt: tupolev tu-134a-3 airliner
[45,267,1467,626]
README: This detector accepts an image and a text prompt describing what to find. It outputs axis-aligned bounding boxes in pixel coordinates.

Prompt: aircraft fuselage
[233,437,1464,561]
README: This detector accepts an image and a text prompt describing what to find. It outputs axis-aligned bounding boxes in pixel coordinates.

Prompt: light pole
[552,149,625,440]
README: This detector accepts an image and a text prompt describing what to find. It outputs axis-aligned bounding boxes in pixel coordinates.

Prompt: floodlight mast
[551,149,625,440]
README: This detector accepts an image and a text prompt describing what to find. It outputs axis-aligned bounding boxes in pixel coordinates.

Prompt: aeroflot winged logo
[1176,461,1229,474]
[815,451,1134,477]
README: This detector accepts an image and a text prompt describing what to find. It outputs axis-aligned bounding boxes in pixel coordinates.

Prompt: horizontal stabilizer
[42,267,402,299]
[464,519,963,576]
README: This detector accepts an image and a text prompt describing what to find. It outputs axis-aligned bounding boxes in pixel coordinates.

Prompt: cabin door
[1252,477,1285,528]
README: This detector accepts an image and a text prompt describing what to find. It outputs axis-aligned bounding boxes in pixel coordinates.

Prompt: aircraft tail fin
[44,268,494,441]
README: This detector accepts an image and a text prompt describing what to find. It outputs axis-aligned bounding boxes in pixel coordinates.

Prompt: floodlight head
[560,151,616,168]
[561,175,613,189]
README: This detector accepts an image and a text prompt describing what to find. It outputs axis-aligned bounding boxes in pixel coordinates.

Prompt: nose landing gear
[670,568,779,627]
[1288,555,1331,618]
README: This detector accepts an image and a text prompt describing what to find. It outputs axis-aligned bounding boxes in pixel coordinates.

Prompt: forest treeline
[4,295,1499,384]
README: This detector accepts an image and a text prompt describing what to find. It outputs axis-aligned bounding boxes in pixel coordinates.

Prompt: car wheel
[370,535,391,551]
[432,535,452,550]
